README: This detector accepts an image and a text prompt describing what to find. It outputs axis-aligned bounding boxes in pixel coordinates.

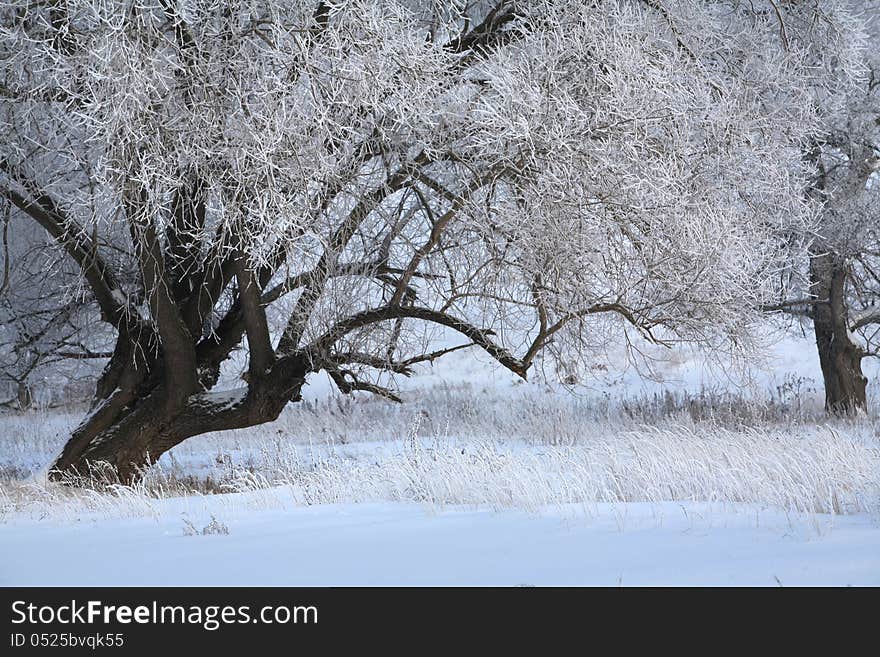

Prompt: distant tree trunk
[810,252,867,414]
[16,381,32,410]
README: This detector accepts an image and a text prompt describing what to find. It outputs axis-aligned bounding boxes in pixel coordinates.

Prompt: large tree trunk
[810,253,867,414]
[49,356,308,485]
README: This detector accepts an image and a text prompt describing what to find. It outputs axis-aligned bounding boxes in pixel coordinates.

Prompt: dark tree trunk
[16,381,32,410]
[810,253,867,414]
[49,356,309,484]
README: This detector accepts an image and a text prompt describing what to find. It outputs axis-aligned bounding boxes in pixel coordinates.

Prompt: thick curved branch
[306,305,526,377]
[0,177,127,328]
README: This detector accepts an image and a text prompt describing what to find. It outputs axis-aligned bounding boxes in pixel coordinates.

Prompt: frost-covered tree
[0,0,866,481]
[812,0,880,414]
[772,1,879,413]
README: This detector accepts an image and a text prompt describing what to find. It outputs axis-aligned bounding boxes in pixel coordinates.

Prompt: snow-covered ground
[2,422,878,586]
[1,499,877,586]
[1,333,878,586]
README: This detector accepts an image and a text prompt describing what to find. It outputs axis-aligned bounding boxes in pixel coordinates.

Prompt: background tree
[773,1,879,413]
[0,210,114,408]
[0,0,866,482]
